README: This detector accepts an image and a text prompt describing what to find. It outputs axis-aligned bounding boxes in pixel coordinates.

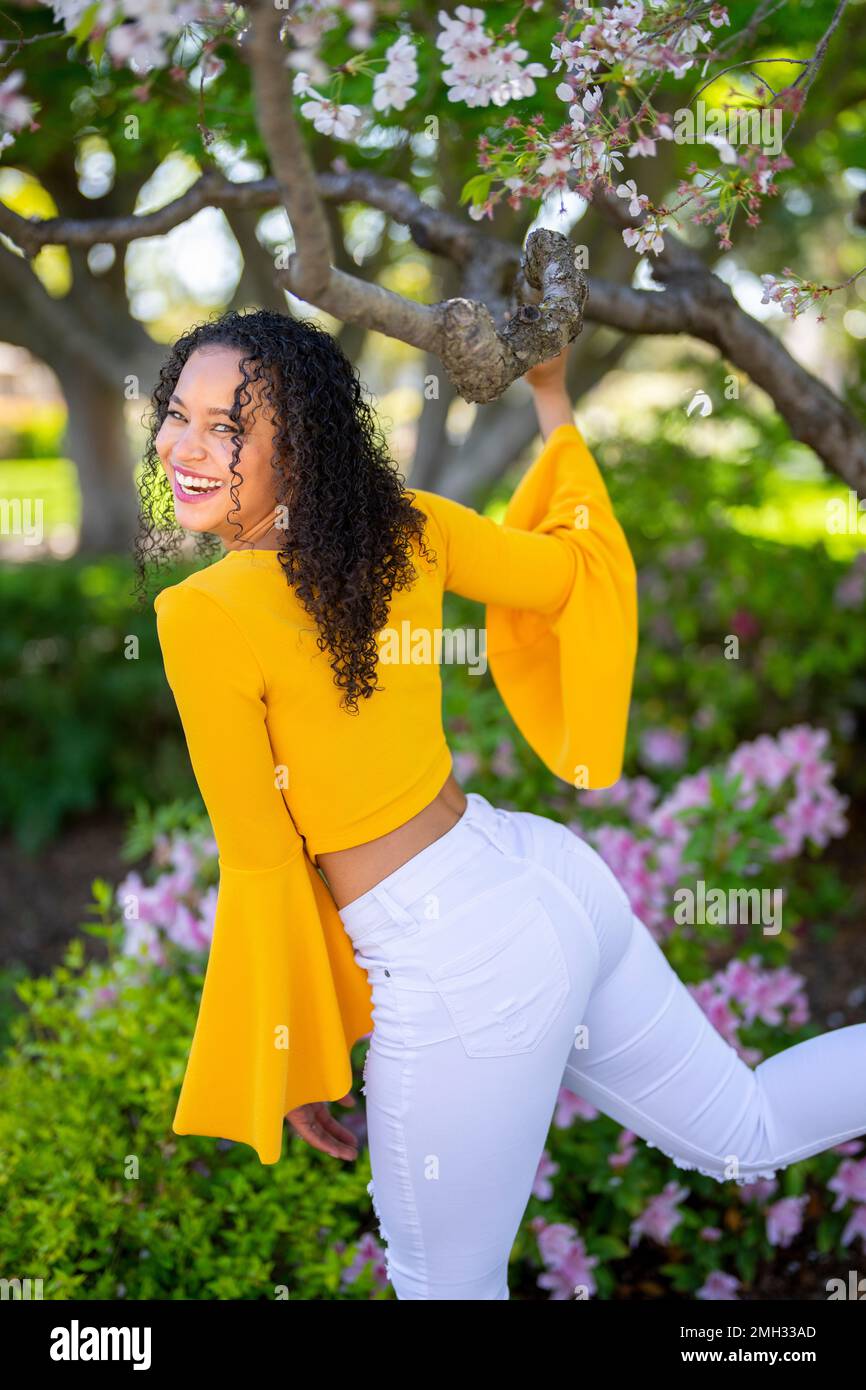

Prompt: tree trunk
[54,356,140,555]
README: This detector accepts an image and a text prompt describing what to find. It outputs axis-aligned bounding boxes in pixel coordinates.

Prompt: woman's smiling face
[155,345,284,548]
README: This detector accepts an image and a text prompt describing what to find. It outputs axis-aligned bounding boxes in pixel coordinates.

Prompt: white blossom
[0,71,36,133]
[622,215,668,255]
[438,10,548,109]
[373,32,419,113]
[300,95,364,140]
[616,179,649,218]
[678,24,713,53]
[704,130,737,165]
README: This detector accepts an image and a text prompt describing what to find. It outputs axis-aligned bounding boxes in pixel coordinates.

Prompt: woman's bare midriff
[315,772,469,910]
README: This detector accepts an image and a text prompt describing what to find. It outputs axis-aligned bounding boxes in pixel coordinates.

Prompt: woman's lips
[170,464,227,505]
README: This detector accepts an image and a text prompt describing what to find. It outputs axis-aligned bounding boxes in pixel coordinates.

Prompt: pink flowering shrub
[113,828,219,968]
[504,726,864,1300]
[573,724,848,943]
[87,723,861,1300]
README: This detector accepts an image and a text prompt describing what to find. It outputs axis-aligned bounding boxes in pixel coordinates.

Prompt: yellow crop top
[153,421,638,1164]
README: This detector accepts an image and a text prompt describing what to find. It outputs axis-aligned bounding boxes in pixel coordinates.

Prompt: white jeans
[337,791,866,1300]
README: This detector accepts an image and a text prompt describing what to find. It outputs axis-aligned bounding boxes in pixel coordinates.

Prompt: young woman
[139,307,866,1301]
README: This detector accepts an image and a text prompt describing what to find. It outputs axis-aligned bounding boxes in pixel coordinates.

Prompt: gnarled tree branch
[0,5,862,486]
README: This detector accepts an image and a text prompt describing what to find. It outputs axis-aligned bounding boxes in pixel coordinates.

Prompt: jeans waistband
[336,791,507,946]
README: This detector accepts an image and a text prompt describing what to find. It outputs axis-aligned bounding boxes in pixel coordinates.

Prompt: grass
[0,457,81,540]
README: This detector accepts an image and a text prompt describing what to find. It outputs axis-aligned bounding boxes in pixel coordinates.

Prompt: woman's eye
[165,411,238,434]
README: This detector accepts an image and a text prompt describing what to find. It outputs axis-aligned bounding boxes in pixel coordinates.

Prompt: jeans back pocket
[426,895,571,1058]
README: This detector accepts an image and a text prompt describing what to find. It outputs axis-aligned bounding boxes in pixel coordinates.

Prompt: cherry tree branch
[243,0,334,301]
[0,1,863,485]
[234,0,589,399]
[2,158,862,485]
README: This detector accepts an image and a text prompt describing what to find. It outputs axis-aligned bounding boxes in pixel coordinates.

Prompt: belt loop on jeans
[369,882,423,934]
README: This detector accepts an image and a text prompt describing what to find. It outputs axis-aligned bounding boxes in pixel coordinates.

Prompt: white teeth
[176,471,224,493]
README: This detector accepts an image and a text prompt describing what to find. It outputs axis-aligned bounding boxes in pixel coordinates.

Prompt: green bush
[0,554,196,850]
[0,938,382,1300]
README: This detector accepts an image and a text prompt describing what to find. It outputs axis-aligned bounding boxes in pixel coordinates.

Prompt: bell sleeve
[413,422,638,789]
[154,582,373,1166]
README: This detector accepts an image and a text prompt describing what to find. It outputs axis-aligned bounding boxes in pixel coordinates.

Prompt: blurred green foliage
[0,553,197,851]
[0,937,381,1300]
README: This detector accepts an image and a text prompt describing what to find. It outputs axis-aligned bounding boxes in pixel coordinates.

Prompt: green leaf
[70,0,101,46]
[458,173,492,206]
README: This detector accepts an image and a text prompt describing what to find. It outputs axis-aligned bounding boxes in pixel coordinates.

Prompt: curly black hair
[133,307,437,713]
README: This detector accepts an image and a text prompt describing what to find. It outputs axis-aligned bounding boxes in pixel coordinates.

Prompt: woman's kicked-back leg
[531,815,866,1185]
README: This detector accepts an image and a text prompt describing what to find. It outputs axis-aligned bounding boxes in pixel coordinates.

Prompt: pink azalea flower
[827,1158,866,1210]
[649,771,711,839]
[452,749,480,780]
[587,825,669,934]
[688,984,743,1048]
[194,884,219,945]
[777,725,829,763]
[491,738,518,777]
[341,1232,389,1290]
[121,917,167,967]
[609,1129,638,1170]
[532,1149,559,1200]
[696,1270,741,1299]
[165,902,212,954]
[737,1176,778,1204]
[554,1087,599,1128]
[840,1204,866,1252]
[579,775,659,823]
[629,1181,690,1248]
[640,727,688,770]
[165,835,201,891]
[533,1219,576,1267]
[766,1194,809,1247]
[833,1140,864,1157]
[534,1220,599,1300]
